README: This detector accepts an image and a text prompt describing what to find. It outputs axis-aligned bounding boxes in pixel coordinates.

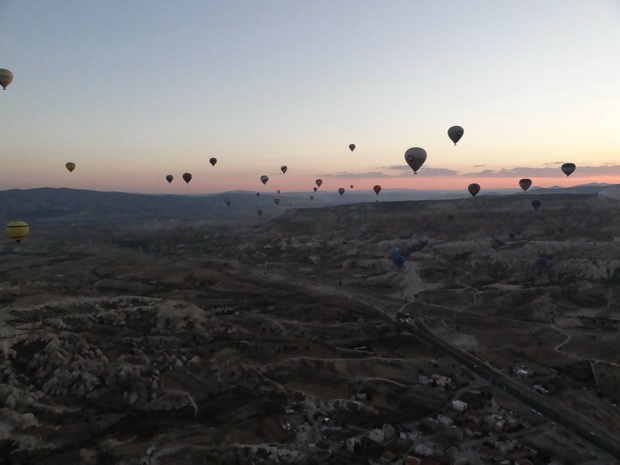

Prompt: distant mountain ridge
[1,183,618,227]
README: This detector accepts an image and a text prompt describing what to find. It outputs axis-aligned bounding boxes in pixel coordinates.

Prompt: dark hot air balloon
[404,147,427,174]
[257,209,263,216]
[373,185,381,195]
[260,175,269,185]
[225,198,231,207]
[468,183,480,197]
[350,185,354,189]
[274,198,280,205]
[313,187,318,192]
[531,200,542,210]
[209,157,217,166]
[561,163,576,177]
[519,178,532,192]
[315,179,323,187]
[280,165,287,174]
[166,175,173,183]
[183,173,192,184]
[0,69,13,90]
[338,187,345,196]
[349,144,356,151]
[447,126,464,145]
[65,162,76,172]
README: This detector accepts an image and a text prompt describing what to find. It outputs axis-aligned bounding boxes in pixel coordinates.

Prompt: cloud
[474,164,486,167]
[318,164,620,179]
[319,167,461,178]
[316,171,390,178]
[398,167,461,177]
[465,165,620,177]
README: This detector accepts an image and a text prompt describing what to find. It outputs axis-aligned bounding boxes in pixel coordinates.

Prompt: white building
[452,399,467,412]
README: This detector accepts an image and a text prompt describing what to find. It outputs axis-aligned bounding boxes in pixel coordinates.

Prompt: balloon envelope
[350,185,354,189]
[274,198,280,205]
[209,157,217,166]
[338,187,345,196]
[313,187,318,192]
[165,175,173,183]
[315,179,323,187]
[447,126,464,145]
[65,162,76,172]
[561,163,576,177]
[392,255,405,267]
[404,147,427,174]
[257,209,263,216]
[260,175,269,185]
[0,69,13,90]
[183,173,192,184]
[349,144,356,151]
[468,183,481,197]
[6,221,29,243]
[280,165,287,174]
[373,185,381,195]
[531,200,542,210]
[225,199,231,207]
[519,178,532,192]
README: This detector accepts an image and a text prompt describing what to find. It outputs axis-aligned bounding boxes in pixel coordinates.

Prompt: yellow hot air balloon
[66,162,76,172]
[0,69,13,90]
[6,221,29,243]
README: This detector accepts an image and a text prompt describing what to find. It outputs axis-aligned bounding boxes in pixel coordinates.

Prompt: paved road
[409,318,620,460]
[225,259,620,460]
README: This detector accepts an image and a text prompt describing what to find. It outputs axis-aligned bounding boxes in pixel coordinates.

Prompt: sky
[1,0,619,195]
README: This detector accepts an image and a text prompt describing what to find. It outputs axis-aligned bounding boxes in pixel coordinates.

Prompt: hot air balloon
[373,185,381,195]
[274,198,280,205]
[338,187,345,196]
[65,162,76,173]
[519,178,532,192]
[531,200,542,210]
[315,179,323,187]
[350,185,354,189]
[225,198,231,207]
[209,157,217,166]
[313,187,318,192]
[257,209,263,216]
[166,175,173,183]
[310,195,314,200]
[468,183,480,197]
[6,221,29,243]
[260,175,269,185]
[404,147,427,174]
[392,255,405,268]
[349,144,356,152]
[276,189,280,194]
[256,192,260,197]
[183,173,192,184]
[0,69,13,90]
[447,126,464,145]
[280,165,287,174]
[561,163,576,177]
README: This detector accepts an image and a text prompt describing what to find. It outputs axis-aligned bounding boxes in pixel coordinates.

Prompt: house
[346,437,361,452]
[414,442,435,457]
[437,414,454,427]
[369,428,385,443]
[452,399,467,412]
[383,424,396,441]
